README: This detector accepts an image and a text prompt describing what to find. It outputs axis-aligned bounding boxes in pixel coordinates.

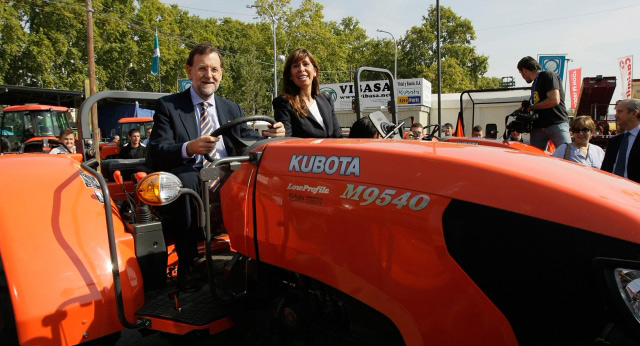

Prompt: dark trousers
[159,165,226,269]
[160,165,202,269]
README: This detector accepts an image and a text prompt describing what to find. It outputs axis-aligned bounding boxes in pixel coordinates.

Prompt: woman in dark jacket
[273,49,342,138]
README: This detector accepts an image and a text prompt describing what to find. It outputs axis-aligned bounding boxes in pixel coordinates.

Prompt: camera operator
[517,56,571,151]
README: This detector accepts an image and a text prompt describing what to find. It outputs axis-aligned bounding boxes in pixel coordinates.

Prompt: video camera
[505,100,538,134]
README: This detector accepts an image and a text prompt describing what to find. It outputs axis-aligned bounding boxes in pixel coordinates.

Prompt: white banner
[619,55,633,99]
[320,78,432,111]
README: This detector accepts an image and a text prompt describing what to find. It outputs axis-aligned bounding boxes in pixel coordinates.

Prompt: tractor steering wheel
[204,115,276,162]
[423,124,440,141]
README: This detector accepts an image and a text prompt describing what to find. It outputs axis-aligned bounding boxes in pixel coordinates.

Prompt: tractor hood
[254,138,640,243]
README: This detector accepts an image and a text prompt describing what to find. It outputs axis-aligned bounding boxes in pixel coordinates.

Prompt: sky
[160,0,640,108]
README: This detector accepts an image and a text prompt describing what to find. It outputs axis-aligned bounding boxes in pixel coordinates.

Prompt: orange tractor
[2,88,640,346]
[99,117,154,160]
[0,104,73,153]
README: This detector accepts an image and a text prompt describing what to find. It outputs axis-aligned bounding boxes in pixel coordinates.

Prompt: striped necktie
[200,102,219,189]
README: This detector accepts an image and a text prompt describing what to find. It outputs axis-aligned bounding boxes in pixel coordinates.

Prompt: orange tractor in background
[99,117,154,160]
[0,104,73,153]
[2,82,640,346]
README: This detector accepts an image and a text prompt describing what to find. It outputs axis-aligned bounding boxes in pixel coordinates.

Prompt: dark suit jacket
[601,132,640,183]
[147,88,260,172]
[272,94,343,138]
[119,143,146,159]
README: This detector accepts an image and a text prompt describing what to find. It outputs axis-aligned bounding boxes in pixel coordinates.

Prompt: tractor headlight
[595,257,640,333]
[614,268,640,323]
[136,172,182,206]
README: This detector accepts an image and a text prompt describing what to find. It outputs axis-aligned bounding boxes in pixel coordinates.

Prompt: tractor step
[136,283,229,327]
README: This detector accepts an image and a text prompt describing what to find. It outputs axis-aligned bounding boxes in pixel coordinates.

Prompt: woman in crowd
[552,116,604,169]
[273,49,343,138]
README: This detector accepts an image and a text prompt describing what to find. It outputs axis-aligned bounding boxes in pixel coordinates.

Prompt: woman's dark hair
[281,49,320,119]
[349,117,380,138]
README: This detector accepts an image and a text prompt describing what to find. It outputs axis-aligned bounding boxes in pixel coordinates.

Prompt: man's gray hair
[620,98,640,118]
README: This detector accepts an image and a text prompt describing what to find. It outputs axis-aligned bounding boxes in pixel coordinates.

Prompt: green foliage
[0,0,499,112]
[400,5,498,92]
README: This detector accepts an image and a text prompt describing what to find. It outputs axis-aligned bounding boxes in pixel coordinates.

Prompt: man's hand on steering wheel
[199,115,281,162]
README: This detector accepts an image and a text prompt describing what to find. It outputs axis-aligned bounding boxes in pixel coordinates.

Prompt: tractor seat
[21,141,43,153]
[100,158,150,182]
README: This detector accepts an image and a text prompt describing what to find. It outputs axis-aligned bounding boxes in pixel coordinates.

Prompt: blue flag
[538,55,566,81]
[151,29,160,76]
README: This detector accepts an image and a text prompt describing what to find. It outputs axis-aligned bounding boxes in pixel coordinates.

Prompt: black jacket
[119,143,147,159]
[273,94,343,138]
[601,132,640,183]
[146,88,260,172]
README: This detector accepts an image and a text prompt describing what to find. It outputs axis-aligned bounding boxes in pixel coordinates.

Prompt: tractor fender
[0,155,143,346]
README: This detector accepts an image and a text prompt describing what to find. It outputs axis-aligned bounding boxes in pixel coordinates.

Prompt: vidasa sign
[319,78,431,111]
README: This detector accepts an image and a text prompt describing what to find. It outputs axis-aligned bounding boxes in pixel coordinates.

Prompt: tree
[399,5,499,92]
[0,0,500,106]
[0,0,27,85]
[2,0,87,89]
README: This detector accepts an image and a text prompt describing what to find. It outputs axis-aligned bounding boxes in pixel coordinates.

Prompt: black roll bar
[459,87,531,129]
[77,91,166,329]
[76,90,167,161]
[354,67,398,124]
[81,159,150,329]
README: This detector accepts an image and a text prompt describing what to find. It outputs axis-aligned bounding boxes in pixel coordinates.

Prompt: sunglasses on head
[572,128,591,134]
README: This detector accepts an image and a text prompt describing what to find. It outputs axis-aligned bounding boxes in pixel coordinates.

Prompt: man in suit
[147,44,285,288]
[119,128,146,159]
[601,98,640,183]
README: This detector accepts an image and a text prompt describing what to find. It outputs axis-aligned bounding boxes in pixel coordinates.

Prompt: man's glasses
[572,128,591,134]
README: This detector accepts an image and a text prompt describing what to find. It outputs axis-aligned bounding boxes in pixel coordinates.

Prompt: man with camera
[406,123,424,140]
[517,56,571,151]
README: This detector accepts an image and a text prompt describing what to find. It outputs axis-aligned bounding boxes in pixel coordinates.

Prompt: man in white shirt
[601,98,640,183]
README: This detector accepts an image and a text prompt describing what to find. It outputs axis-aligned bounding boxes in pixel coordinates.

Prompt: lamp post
[376,29,397,80]
[247,4,278,100]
